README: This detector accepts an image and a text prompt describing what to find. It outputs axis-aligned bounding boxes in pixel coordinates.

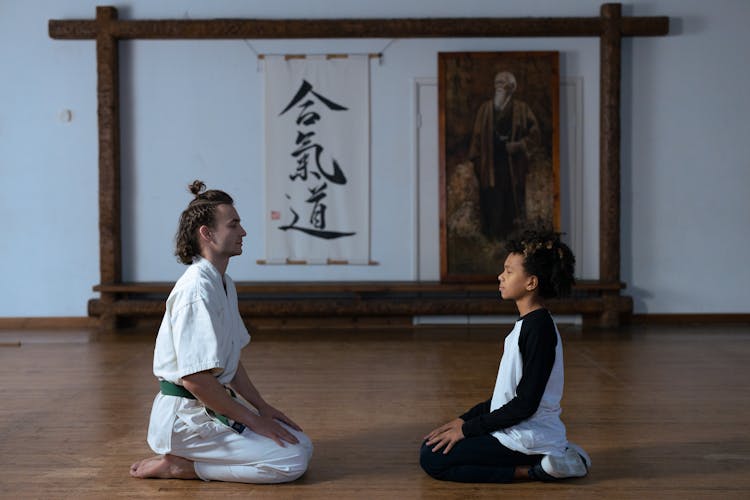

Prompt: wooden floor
[1,322,750,499]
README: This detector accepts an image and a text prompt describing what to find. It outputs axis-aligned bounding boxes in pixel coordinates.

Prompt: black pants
[420,435,542,483]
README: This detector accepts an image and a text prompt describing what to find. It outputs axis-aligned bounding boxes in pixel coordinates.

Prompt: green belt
[159,380,245,433]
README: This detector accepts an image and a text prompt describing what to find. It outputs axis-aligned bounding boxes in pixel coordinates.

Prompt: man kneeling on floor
[130,180,312,483]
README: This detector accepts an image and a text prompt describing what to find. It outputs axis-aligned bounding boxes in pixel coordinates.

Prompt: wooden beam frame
[49,3,669,329]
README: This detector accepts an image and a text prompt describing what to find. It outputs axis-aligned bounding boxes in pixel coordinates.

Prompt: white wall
[620,1,750,313]
[1,0,748,316]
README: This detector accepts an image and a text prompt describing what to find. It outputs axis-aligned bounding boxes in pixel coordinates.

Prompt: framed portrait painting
[438,51,560,282]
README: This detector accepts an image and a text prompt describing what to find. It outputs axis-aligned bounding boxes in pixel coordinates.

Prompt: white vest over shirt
[490,315,567,456]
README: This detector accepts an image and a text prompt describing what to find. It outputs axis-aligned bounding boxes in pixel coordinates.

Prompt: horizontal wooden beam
[630,314,750,325]
[93,279,625,295]
[0,317,97,330]
[49,15,668,40]
[88,295,632,318]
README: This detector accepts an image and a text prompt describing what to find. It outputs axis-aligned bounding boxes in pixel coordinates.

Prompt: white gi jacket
[147,257,251,454]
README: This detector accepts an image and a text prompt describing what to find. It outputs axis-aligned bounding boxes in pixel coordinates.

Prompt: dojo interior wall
[1,0,748,317]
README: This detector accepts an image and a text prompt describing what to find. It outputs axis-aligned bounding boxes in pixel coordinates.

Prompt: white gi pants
[165,401,313,483]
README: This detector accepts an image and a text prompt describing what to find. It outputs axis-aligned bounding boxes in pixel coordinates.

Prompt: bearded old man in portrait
[468,71,541,239]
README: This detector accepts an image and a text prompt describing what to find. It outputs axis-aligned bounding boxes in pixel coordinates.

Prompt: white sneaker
[568,442,591,470]
[541,443,590,479]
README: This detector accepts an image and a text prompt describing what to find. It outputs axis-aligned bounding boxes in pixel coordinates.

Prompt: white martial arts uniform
[146,257,313,483]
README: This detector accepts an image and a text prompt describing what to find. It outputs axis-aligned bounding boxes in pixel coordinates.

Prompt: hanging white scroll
[264,54,370,264]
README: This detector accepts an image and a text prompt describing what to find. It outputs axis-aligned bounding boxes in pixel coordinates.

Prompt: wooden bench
[90,280,632,329]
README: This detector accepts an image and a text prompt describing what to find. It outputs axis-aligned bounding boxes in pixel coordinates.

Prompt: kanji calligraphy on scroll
[264,55,370,264]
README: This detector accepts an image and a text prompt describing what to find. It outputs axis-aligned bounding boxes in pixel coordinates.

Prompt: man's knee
[275,433,314,483]
[297,431,314,460]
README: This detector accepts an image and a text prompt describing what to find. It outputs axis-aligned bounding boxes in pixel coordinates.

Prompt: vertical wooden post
[599,3,622,326]
[96,7,121,330]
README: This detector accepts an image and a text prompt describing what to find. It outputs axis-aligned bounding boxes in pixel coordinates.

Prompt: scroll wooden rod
[256,259,379,265]
[49,9,668,40]
[257,53,382,60]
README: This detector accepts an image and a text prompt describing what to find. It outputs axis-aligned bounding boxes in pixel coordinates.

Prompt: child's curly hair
[174,180,234,265]
[505,230,576,299]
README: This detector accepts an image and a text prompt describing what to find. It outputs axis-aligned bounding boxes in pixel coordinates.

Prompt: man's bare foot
[130,454,198,479]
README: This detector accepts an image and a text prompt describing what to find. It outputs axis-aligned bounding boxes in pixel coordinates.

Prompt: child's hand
[424,418,465,454]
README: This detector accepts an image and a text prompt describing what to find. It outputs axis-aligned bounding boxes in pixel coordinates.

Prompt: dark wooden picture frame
[439,51,560,282]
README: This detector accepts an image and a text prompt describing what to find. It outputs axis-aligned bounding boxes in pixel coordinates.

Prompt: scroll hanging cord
[245,38,397,71]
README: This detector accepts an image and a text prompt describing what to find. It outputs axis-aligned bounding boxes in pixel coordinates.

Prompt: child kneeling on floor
[420,230,591,483]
